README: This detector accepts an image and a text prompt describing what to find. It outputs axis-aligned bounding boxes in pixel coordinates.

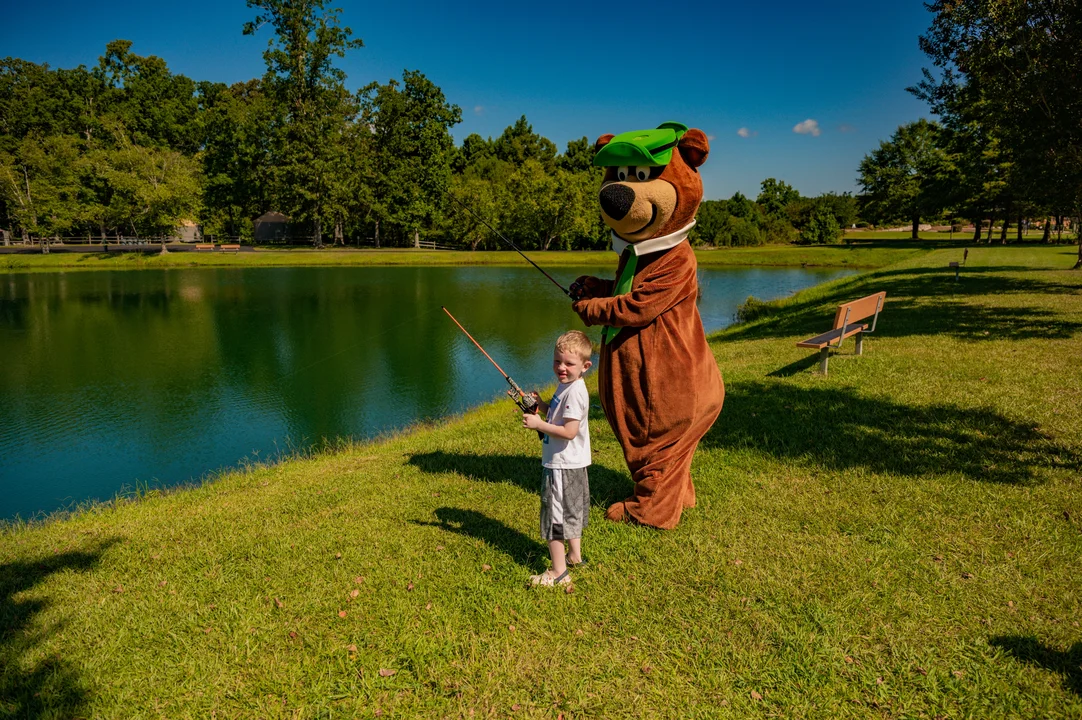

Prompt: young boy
[522,330,593,587]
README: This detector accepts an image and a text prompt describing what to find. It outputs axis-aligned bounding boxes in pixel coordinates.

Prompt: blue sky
[1,0,935,199]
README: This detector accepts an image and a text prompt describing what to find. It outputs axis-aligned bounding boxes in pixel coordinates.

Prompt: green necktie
[602,249,638,345]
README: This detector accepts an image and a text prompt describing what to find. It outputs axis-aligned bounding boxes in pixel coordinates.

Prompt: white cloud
[792,119,821,137]
[736,127,757,138]
[838,123,856,133]
[473,105,484,115]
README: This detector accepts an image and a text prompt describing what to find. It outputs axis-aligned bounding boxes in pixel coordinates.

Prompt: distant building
[173,220,202,242]
[254,211,290,243]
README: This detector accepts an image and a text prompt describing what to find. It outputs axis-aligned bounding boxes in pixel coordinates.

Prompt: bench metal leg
[855,332,864,356]
[819,347,829,375]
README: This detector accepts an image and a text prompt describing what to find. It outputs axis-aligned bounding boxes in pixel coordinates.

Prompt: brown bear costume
[572,124,724,530]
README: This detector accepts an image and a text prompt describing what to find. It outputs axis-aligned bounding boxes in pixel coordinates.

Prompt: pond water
[0,264,855,520]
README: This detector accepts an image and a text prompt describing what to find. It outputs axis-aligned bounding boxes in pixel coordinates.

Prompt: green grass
[3,245,1081,718]
[1,241,925,274]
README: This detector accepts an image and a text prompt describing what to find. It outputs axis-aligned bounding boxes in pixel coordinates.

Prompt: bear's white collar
[611,220,696,257]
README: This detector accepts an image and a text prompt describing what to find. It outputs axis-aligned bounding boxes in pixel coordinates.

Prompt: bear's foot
[605,500,634,524]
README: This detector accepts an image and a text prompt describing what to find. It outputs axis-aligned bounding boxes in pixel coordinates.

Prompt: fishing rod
[441,306,544,437]
[442,190,581,299]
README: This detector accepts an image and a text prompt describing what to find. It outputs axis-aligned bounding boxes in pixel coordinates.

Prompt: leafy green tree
[493,116,556,170]
[244,0,363,247]
[557,136,595,174]
[0,134,85,245]
[858,119,950,238]
[756,178,800,219]
[690,200,731,246]
[798,204,841,245]
[359,70,461,247]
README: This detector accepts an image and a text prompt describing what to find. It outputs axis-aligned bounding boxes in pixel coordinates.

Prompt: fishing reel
[510,389,539,415]
[568,278,587,302]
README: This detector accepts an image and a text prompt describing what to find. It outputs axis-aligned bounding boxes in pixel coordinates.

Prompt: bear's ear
[678,129,710,168]
[594,134,615,153]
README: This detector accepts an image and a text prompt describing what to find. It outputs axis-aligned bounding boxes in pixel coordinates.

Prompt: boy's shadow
[413,507,546,569]
[406,451,632,506]
[989,635,1082,696]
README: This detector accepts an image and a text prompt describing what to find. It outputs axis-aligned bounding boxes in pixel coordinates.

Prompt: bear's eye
[634,166,651,181]
[616,166,629,181]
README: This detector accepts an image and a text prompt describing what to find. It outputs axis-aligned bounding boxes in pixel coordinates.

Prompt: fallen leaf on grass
[335,552,342,560]
[288,631,297,639]
[350,589,359,598]
[508,625,516,633]
[379,668,396,677]
[112,585,124,593]
[203,627,212,634]
[1007,601,1014,608]
[575,629,584,636]
[425,602,433,610]
[641,665,652,674]
[158,581,167,587]
[953,670,965,678]
[961,572,973,579]
[354,576,364,585]
[338,610,347,618]
[844,656,854,664]
[347,644,357,652]
[915,666,928,676]
[481,564,492,572]
[564,585,574,594]
[511,704,521,712]
[406,582,414,591]
[435,545,444,551]
[933,555,943,563]
[733,559,743,566]
[750,690,762,701]
[274,597,284,608]
[150,554,160,560]
[876,676,884,685]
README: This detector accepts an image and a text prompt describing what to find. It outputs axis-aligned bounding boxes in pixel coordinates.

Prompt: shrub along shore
[2,244,1080,717]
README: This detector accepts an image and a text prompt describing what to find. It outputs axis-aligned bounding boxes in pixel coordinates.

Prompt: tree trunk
[1016,212,1023,243]
[911,214,920,240]
[972,216,982,242]
[1000,203,1011,244]
[986,214,995,243]
[1043,218,1051,243]
[1057,214,1064,242]
[413,228,420,249]
[334,220,343,246]
[314,219,323,248]
[374,219,380,248]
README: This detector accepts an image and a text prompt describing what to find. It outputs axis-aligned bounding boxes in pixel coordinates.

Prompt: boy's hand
[523,413,544,430]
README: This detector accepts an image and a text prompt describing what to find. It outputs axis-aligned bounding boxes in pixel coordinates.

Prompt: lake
[0,264,855,520]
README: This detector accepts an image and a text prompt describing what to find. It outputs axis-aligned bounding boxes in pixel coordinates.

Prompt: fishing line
[442,190,573,297]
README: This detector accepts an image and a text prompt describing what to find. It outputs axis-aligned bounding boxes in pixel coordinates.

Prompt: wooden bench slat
[833,291,886,328]
[796,322,868,349]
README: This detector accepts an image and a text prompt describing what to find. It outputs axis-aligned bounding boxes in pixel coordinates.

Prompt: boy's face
[553,348,592,384]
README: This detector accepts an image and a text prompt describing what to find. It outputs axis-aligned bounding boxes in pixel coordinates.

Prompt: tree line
[859,0,1082,265]
[2,0,1078,257]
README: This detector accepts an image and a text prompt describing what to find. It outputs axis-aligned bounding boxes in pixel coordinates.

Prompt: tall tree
[756,178,800,219]
[359,70,461,247]
[858,119,950,238]
[244,0,362,247]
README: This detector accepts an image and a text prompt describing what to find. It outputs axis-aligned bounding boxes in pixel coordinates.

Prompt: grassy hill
[2,244,1080,718]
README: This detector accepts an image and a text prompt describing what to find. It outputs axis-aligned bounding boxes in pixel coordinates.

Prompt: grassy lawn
[1,242,928,273]
[2,245,1080,717]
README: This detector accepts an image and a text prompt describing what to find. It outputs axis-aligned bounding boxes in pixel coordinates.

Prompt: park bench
[195,243,214,251]
[796,291,886,376]
[220,243,241,253]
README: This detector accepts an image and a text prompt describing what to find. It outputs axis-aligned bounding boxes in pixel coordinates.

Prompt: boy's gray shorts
[540,466,590,541]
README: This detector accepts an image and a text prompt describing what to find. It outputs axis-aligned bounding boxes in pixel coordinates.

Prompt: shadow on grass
[990,635,1082,696]
[724,265,1082,344]
[0,540,119,718]
[414,507,546,570]
[703,381,1080,484]
[406,451,632,507]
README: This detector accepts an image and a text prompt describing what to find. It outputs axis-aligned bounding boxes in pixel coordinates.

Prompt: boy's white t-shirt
[541,378,591,469]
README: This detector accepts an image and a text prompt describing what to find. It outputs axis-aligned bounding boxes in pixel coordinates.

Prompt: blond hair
[555,330,593,362]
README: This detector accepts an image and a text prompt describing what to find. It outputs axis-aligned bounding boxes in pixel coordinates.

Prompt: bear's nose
[599,183,635,221]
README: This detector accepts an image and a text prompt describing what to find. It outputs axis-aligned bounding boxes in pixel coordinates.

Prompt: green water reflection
[0,264,854,519]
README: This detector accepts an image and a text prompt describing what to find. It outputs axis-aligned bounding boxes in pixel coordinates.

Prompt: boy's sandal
[565,554,587,568]
[530,568,570,587]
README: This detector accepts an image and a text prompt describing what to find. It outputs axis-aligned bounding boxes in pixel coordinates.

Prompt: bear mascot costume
[571,121,724,530]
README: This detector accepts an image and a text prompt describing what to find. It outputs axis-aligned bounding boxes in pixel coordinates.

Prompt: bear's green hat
[593,121,689,167]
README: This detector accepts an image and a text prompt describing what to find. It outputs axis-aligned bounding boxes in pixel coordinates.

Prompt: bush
[727,216,762,246]
[951,223,964,233]
[735,295,779,323]
[798,205,841,245]
[762,215,798,244]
